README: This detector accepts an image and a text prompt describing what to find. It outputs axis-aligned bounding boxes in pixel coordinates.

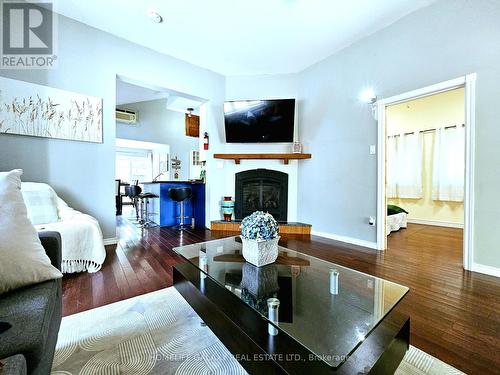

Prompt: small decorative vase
[221,196,235,221]
[292,142,303,154]
[240,236,280,267]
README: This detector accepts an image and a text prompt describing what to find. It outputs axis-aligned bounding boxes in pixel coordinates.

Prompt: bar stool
[125,185,142,223]
[138,192,159,228]
[168,187,192,230]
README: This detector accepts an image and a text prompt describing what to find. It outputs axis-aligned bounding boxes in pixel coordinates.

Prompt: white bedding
[387,212,407,235]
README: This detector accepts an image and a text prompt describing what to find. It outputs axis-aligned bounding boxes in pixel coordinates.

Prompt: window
[116,151,153,183]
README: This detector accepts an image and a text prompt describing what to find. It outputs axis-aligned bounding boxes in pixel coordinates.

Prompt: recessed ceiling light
[147,9,163,23]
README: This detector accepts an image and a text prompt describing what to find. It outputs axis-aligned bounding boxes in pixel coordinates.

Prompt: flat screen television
[224,99,295,143]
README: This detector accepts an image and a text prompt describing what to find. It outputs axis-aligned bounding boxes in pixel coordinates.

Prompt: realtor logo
[1,0,57,68]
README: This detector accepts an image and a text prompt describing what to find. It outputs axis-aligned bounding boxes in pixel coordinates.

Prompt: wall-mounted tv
[224,99,295,143]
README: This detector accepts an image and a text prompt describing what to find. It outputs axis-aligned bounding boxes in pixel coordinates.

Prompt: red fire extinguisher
[203,132,209,150]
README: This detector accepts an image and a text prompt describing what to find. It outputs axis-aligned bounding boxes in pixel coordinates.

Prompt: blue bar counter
[142,180,206,228]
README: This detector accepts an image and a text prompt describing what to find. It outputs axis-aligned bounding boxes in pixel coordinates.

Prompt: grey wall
[116,99,199,180]
[0,15,225,238]
[297,0,500,267]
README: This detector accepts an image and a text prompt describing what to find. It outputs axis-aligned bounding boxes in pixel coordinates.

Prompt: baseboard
[311,230,378,250]
[103,237,118,246]
[471,263,500,278]
[407,218,464,229]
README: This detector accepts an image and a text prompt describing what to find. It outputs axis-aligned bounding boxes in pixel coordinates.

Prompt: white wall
[297,0,500,268]
[0,15,225,239]
[208,74,299,222]
[116,99,199,181]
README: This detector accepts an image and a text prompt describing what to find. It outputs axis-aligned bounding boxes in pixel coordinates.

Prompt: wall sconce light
[186,107,194,118]
[359,88,377,104]
[359,88,378,120]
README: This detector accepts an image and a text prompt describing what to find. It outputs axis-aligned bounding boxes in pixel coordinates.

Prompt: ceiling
[58,0,436,76]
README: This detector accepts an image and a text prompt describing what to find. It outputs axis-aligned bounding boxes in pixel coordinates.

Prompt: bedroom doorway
[376,74,476,271]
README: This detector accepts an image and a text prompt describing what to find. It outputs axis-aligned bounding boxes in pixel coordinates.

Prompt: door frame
[376,73,476,271]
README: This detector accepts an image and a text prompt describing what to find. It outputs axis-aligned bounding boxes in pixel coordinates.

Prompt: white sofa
[21,182,106,273]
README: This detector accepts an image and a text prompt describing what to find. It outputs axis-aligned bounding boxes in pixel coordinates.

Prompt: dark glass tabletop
[173,236,409,368]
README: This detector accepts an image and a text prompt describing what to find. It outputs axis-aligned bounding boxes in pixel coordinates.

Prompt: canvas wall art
[0,77,103,143]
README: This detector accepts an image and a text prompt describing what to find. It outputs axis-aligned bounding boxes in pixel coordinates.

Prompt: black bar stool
[125,185,142,223]
[138,192,159,228]
[168,187,192,230]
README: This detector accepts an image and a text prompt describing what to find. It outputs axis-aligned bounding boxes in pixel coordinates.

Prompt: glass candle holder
[292,142,302,154]
[330,269,339,295]
[267,297,280,336]
[199,252,208,279]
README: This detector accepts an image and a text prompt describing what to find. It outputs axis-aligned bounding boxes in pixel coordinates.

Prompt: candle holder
[199,252,208,279]
[267,297,280,336]
[292,142,303,154]
[330,269,339,295]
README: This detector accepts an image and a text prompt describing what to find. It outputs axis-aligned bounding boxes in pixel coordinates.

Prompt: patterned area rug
[51,288,465,375]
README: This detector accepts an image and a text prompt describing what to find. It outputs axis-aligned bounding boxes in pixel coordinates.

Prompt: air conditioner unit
[116,108,138,124]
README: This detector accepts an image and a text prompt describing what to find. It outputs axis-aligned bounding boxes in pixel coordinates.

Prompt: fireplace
[235,169,288,222]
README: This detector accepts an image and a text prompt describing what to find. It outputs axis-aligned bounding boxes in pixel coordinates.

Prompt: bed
[387,205,408,235]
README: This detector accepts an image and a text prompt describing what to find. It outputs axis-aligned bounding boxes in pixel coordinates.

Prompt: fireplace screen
[235,169,288,222]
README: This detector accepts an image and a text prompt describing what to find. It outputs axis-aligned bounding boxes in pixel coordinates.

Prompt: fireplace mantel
[213,153,312,165]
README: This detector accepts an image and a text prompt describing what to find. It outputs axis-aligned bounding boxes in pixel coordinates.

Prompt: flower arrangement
[240,211,279,241]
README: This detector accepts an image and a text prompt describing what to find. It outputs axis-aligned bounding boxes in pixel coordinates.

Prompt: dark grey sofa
[0,232,62,375]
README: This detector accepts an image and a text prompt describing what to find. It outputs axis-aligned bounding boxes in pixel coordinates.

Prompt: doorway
[114,76,208,222]
[376,74,476,271]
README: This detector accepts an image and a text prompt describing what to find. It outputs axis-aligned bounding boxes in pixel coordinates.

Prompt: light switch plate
[369,145,376,155]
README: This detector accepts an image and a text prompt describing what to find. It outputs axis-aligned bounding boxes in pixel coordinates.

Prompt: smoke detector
[147,10,163,23]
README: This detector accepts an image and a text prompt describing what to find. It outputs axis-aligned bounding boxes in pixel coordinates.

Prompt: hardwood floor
[62,220,500,375]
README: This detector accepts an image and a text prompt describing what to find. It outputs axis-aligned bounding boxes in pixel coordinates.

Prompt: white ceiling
[166,96,203,114]
[59,0,436,76]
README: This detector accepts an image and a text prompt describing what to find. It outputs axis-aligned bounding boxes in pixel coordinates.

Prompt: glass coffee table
[173,236,410,374]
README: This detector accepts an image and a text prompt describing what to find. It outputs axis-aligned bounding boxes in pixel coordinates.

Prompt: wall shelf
[213,153,312,165]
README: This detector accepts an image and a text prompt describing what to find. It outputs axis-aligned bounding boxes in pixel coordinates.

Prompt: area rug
[51,288,465,375]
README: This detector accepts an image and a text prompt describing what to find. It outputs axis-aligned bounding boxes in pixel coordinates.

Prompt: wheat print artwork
[0,77,103,143]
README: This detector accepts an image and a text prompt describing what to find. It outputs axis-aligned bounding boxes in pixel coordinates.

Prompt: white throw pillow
[0,169,62,295]
[21,182,59,225]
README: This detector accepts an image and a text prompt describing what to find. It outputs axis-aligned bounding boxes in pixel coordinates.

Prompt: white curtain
[387,132,423,199]
[432,126,465,201]
[386,136,398,198]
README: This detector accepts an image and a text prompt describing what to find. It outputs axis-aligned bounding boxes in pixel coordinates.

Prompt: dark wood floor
[62,219,500,375]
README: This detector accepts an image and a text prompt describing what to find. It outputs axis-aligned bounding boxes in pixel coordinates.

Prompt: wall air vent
[116,108,138,124]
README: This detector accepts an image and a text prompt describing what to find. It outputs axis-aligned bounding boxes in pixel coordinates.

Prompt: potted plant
[240,211,280,267]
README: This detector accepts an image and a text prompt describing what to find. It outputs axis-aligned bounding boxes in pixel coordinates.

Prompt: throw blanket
[35,198,106,273]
